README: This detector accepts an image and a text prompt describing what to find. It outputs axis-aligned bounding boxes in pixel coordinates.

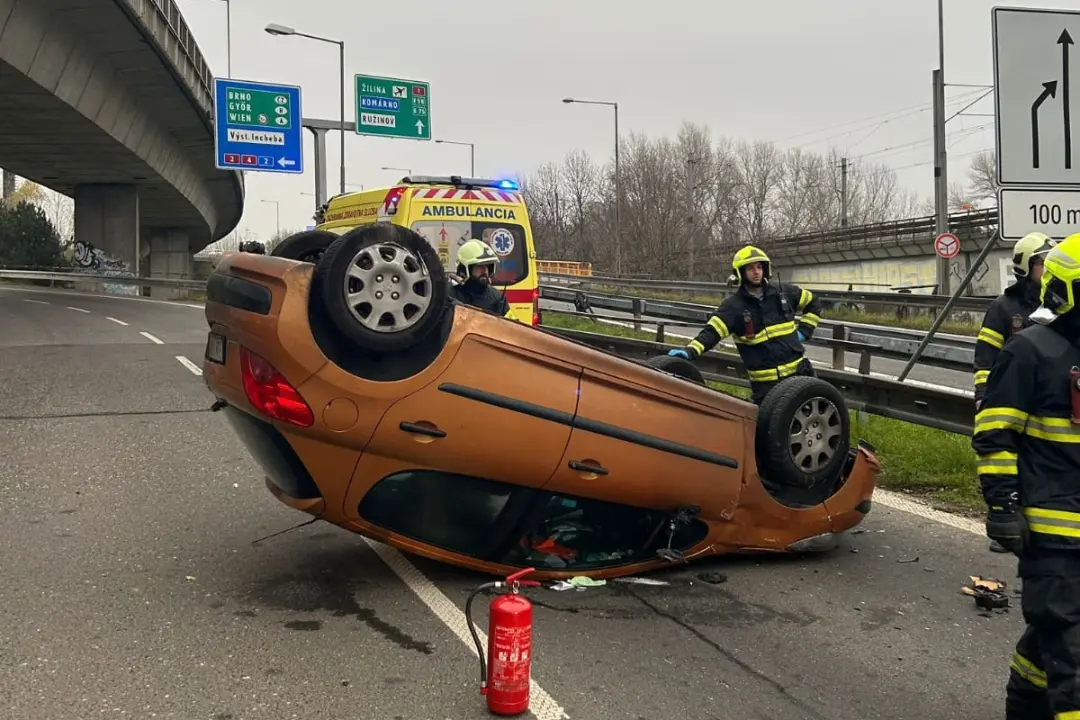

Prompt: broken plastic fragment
[961,575,1010,610]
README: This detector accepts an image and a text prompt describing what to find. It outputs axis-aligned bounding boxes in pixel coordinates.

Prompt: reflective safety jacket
[972,321,1080,551]
[684,281,822,384]
[973,278,1042,402]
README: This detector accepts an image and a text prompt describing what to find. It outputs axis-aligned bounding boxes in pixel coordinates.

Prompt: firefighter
[449,238,510,316]
[668,245,822,405]
[972,231,1080,720]
[974,231,1055,553]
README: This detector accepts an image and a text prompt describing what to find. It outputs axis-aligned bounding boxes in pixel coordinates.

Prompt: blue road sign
[213,78,304,174]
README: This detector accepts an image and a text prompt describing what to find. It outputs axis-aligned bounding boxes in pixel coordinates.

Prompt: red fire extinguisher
[465,567,540,716]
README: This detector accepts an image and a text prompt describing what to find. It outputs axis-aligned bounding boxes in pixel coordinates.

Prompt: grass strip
[541,311,982,516]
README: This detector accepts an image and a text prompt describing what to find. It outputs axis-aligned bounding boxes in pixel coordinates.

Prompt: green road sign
[223,86,293,130]
[354,74,430,140]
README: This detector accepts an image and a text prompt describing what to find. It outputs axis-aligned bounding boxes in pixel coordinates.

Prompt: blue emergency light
[496,179,519,190]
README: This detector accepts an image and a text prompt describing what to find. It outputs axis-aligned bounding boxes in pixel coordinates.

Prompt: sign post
[213,78,304,174]
[354,74,431,141]
[993,6,1080,238]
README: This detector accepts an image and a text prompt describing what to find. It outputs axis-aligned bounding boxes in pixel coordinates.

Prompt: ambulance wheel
[271,229,339,263]
[644,355,706,385]
[313,224,449,353]
[755,376,850,493]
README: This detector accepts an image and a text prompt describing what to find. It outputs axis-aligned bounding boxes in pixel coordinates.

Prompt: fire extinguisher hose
[465,581,501,688]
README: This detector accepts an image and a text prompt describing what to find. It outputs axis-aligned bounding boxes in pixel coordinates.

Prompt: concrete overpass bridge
[0,0,244,285]
[694,209,1007,295]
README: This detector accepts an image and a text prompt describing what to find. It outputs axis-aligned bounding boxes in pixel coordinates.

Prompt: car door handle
[568,460,608,476]
[399,421,446,438]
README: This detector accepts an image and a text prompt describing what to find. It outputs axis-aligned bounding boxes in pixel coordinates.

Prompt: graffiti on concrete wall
[71,239,138,296]
[787,257,937,291]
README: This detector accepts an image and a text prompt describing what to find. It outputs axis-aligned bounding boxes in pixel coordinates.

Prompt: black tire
[271,229,340,263]
[644,354,706,385]
[313,224,448,354]
[754,376,850,490]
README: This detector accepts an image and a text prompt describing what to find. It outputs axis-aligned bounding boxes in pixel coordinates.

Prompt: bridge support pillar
[73,184,140,296]
[145,228,193,300]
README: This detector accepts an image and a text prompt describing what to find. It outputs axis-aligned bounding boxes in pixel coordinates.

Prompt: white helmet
[1012,231,1055,277]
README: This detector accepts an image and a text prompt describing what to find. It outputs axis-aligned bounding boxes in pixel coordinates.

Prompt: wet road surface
[0,286,1017,720]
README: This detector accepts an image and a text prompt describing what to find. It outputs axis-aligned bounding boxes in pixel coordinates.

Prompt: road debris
[961,575,1010,611]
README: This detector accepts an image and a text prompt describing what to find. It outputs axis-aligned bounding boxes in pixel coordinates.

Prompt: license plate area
[205,332,226,365]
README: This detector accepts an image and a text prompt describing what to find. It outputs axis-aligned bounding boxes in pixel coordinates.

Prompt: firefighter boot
[990,539,1009,553]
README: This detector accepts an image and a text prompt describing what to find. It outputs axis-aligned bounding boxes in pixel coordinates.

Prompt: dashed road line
[175,356,203,376]
[106,317,129,326]
[140,331,164,345]
[65,306,90,313]
[23,298,49,305]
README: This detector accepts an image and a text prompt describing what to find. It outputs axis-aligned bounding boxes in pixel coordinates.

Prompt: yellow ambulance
[313,175,541,326]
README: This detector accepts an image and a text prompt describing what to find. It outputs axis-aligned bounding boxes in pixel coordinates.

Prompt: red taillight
[531,288,540,326]
[239,347,314,427]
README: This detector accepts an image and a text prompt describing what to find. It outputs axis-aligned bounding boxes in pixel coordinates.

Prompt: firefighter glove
[668,348,690,360]
[986,505,1028,557]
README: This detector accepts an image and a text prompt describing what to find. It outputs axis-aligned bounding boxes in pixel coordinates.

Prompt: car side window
[357,471,709,569]
[499,494,707,571]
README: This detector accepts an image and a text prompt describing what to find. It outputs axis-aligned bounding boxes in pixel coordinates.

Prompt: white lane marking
[0,285,205,309]
[140,331,164,345]
[66,306,90,313]
[23,298,49,305]
[175,355,203,376]
[106,316,129,326]
[872,489,983,536]
[362,538,570,720]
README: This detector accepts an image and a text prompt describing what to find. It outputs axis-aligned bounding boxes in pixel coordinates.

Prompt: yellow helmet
[732,245,771,280]
[1012,231,1055,277]
[456,238,499,270]
[1034,232,1080,321]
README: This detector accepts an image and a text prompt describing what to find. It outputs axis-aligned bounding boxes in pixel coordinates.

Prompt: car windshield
[411,220,529,286]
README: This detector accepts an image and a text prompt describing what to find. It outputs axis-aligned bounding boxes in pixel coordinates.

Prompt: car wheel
[313,223,448,353]
[271,229,340,263]
[755,376,850,490]
[644,354,706,385]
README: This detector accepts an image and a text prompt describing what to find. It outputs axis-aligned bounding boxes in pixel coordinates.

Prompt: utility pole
[840,157,849,227]
[1,170,14,202]
[933,0,951,295]
[933,68,951,295]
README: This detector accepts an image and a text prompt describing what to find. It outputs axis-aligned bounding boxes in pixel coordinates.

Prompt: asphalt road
[540,299,973,395]
[1,285,1021,720]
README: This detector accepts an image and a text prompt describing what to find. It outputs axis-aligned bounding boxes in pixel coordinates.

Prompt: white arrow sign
[277,157,296,168]
[415,120,425,134]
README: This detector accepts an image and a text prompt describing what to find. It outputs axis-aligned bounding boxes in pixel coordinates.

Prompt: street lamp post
[562,97,620,275]
[265,23,346,195]
[434,139,475,175]
[381,166,412,177]
[200,0,231,76]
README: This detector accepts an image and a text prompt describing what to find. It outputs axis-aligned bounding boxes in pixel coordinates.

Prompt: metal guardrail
[539,285,976,372]
[539,272,996,314]
[0,269,207,290]
[542,327,974,436]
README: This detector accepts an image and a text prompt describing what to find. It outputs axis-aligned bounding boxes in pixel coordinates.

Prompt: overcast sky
[173,0,1046,245]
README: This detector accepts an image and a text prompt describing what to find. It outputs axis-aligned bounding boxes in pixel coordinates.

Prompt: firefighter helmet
[456,238,499,276]
[732,245,771,280]
[1012,231,1055,277]
[1034,232,1080,320]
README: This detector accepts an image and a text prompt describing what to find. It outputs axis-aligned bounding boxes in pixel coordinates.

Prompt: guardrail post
[632,298,643,331]
[655,322,666,343]
[831,324,846,370]
[858,349,872,375]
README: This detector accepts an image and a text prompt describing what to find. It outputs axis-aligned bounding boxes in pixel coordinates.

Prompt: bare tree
[966,150,998,203]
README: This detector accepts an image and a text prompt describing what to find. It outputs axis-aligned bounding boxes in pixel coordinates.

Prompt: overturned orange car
[200,222,880,580]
